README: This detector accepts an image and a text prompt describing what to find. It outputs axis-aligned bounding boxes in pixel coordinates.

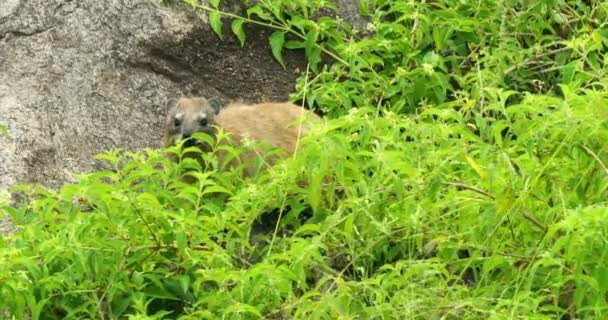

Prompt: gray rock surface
[0,0,309,188]
[0,0,363,235]
[0,0,321,235]
[336,0,370,35]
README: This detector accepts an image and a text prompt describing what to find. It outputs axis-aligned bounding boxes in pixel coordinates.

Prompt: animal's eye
[174,118,182,127]
[199,118,208,126]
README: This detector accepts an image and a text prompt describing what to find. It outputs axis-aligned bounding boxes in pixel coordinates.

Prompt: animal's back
[214,102,320,155]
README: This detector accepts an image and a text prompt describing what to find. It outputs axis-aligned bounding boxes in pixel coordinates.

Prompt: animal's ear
[208,97,222,114]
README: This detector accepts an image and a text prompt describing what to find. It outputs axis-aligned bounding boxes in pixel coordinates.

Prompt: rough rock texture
[0,0,314,235]
[0,0,307,189]
[336,0,370,35]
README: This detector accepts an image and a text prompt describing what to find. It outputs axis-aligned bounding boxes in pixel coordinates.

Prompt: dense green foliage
[2,0,608,319]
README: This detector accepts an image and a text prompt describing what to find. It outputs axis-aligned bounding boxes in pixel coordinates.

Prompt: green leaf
[269,31,286,68]
[0,124,9,139]
[202,185,234,196]
[304,29,321,72]
[223,302,262,318]
[284,40,305,49]
[247,5,269,20]
[231,19,246,47]
[359,0,370,16]
[111,295,132,317]
[177,274,191,294]
[176,230,187,258]
[209,11,223,40]
[289,16,312,33]
[307,46,321,73]
[208,0,220,8]
[183,0,198,9]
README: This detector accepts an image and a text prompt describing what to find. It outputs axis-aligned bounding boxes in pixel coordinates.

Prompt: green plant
[187,0,608,117]
[0,124,9,140]
[2,0,608,319]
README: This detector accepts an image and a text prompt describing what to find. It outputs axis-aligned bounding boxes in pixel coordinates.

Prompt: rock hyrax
[163,97,218,149]
[163,96,320,175]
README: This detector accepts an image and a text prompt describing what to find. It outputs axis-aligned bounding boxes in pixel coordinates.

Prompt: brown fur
[162,97,217,149]
[163,97,320,176]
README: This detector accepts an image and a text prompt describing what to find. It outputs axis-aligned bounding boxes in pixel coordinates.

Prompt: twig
[444,182,547,233]
[504,46,571,75]
[582,145,608,177]
[521,210,547,233]
[131,204,161,247]
[96,245,132,319]
[293,63,311,159]
[443,182,495,199]
[188,2,348,66]
[410,0,426,45]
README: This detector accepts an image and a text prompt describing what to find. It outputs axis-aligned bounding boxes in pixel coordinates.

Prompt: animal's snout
[182,130,194,140]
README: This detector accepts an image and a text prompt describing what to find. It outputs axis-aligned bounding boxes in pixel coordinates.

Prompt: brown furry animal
[162,97,218,149]
[163,97,320,176]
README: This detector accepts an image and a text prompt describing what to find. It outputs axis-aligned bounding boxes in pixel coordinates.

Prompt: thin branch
[293,63,311,159]
[496,251,536,260]
[188,2,349,66]
[444,182,547,233]
[96,245,132,319]
[521,210,547,233]
[443,181,495,199]
[410,0,426,45]
[131,204,161,247]
[504,46,571,75]
[582,145,608,177]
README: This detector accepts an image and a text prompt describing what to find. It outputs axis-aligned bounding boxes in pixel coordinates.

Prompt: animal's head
[163,97,221,148]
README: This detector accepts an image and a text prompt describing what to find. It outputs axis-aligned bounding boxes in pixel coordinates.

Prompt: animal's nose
[182,130,193,139]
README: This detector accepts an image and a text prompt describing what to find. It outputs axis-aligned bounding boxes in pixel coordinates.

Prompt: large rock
[0,0,364,235]
[0,0,316,235]
[0,0,310,192]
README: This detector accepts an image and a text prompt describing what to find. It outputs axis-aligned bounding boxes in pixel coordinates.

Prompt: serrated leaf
[209,11,223,40]
[269,31,286,68]
[223,302,262,318]
[202,185,234,196]
[176,230,187,258]
[307,46,321,73]
[247,6,269,19]
[359,0,370,16]
[294,223,321,237]
[284,40,305,49]
[289,16,312,32]
[208,0,220,8]
[177,275,191,294]
[231,19,246,47]
[183,0,198,9]
[191,132,214,147]
[464,154,486,179]
[111,295,131,317]
[304,29,321,72]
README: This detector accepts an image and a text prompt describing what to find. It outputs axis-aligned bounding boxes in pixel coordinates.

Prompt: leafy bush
[192,0,608,116]
[2,0,608,319]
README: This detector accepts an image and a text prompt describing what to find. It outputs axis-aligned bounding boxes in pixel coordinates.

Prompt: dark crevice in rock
[138,24,307,102]
[52,0,79,16]
[127,59,188,86]
[0,25,58,39]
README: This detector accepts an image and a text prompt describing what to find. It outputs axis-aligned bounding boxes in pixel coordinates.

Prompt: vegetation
[0,124,9,140]
[2,0,608,318]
